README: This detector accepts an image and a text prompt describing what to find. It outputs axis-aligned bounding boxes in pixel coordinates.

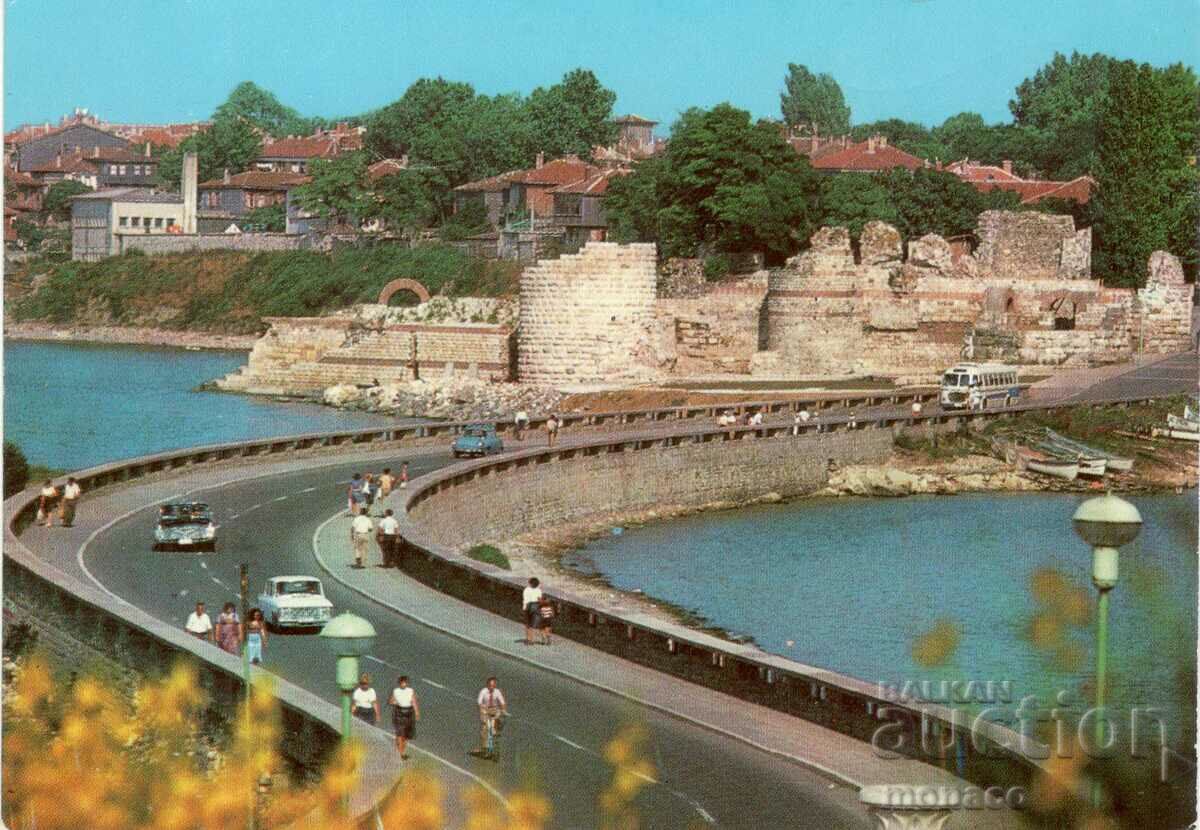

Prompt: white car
[257,576,333,630]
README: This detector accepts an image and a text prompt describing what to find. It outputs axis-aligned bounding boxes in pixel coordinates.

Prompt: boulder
[323,384,363,407]
[859,221,903,264]
[1148,250,1185,285]
[808,226,853,256]
[907,234,952,271]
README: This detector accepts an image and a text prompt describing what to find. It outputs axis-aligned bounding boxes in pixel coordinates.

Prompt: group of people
[349,672,510,761]
[184,600,269,664]
[522,577,555,645]
[513,410,562,446]
[34,477,82,527]
[348,465,407,569]
[717,409,766,428]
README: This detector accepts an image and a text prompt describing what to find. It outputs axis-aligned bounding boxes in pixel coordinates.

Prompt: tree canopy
[780,64,851,135]
[43,180,93,220]
[214,81,320,138]
[1092,60,1199,286]
[608,104,822,260]
[525,68,618,158]
[156,117,263,190]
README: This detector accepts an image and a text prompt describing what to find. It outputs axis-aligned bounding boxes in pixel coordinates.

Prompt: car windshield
[943,373,966,387]
[278,581,320,595]
[160,504,212,525]
[465,428,489,437]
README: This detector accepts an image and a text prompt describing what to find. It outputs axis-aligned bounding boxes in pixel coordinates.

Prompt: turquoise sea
[3,339,399,470]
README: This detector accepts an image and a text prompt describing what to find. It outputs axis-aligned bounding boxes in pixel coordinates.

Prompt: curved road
[81,449,871,829]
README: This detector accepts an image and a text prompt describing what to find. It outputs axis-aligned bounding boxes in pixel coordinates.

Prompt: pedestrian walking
[36,480,58,526]
[377,508,400,568]
[244,607,267,665]
[522,577,543,645]
[363,473,378,516]
[537,596,555,645]
[351,512,373,568]
[792,414,802,436]
[389,675,420,759]
[911,401,923,418]
[750,410,764,426]
[215,602,241,656]
[546,415,559,447]
[185,601,214,642]
[379,468,395,498]
[353,674,380,725]
[848,410,858,429]
[515,409,529,441]
[59,477,82,527]
[399,462,409,490]
[348,473,364,516]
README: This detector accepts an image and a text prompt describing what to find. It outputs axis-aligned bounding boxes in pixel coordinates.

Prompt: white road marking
[76,491,185,602]
[421,677,447,690]
[633,770,659,785]
[300,487,317,493]
[199,562,208,569]
[273,496,288,502]
[554,734,585,751]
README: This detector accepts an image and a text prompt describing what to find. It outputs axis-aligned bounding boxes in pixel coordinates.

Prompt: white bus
[940,363,1020,410]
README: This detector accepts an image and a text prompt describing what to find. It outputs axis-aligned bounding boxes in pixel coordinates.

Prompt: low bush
[465,544,510,570]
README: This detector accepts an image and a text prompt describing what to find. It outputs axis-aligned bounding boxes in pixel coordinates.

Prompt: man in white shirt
[750,410,764,426]
[59,477,82,527]
[350,513,373,568]
[377,508,400,568]
[476,676,508,755]
[185,601,214,642]
[515,409,529,440]
[522,577,543,644]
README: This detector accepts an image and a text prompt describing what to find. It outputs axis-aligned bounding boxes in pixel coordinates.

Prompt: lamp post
[320,612,377,743]
[1072,492,1142,809]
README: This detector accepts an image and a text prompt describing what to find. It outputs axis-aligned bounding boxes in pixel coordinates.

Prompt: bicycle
[483,710,505,760]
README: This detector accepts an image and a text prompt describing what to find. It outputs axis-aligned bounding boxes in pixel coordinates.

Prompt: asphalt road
[83,451,871,830]
[1064,351,1199,402]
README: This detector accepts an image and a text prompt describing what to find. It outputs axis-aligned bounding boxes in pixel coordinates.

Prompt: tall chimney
[223,168,231,184]
[536,151,545,169]
[94,145,100,158]
[867,137,876,153]
[181,151,198,234]
[145,142,151,158]
[1002,159,1012,176]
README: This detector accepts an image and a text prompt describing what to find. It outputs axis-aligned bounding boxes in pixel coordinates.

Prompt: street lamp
[1072,492,1142,808]
[320,612,377,742]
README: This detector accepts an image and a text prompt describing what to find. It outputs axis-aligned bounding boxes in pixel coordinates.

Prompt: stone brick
[859,221,903,265]
[906,234,952,271]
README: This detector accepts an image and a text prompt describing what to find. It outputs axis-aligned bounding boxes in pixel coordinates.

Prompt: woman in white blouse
[389,675,420,759]
[352,673,381,725]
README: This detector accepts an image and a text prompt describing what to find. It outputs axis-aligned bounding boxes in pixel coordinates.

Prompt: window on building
[118,165,127,175]
[130,216,140,227]
[119,216,128,227]
[154,217,163,228]
[243,192,254,209]
[134,165,142,176]
[143,217,152,231]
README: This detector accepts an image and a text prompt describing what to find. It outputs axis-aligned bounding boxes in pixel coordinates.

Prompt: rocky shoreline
[4,322,258,351]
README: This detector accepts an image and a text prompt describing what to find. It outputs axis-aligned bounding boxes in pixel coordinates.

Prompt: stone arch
[378,278,431,306]
[1048,295,1077,331]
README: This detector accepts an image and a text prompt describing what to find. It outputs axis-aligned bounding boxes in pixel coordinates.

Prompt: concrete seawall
[410,428,893,547]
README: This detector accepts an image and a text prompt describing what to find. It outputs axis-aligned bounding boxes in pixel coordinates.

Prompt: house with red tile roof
[5,168,44,213]
[255,136,338,173]
[506,154,597,218]
[550,167,630,250]
[452,170,522,226]
[197,169,310,232]
[809,135,926,173]
[945,158,1094,205]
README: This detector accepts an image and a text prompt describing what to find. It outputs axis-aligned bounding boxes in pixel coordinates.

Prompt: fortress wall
[517,242,658,385]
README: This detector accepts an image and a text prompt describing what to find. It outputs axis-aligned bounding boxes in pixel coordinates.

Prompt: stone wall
[217,316,514,395]
[409,428,893,548]
[653,280,767,375]
[517,242,658,384]
[117,232,313,255]
[973,211,1080,281]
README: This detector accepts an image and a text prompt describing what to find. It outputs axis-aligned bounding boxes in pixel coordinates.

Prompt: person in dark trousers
[352,673,381,724]
[522,577,542,644]
[59,477,82,527]
[389,675,420,760]
[377,508,400,567]
[537,596,555,645]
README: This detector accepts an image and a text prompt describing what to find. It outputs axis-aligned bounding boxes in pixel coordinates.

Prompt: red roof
[454,170,523,193]
[613,114,657,126]
[258,136,337,160]
[551,167,629,196]
[128,128,192,148]
[511,156,595,186]
[967,176,1093,205]
[367,158,407,182]
[198,170,310,190]
[810,139,925,172]
[4,168,40,188]
[26,154,99,175]
[945,160,1020,182]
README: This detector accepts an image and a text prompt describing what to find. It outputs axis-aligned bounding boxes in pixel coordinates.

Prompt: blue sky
[5,0,1197,132]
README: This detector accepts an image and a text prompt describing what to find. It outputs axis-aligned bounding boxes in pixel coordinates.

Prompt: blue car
[452,424,504,458]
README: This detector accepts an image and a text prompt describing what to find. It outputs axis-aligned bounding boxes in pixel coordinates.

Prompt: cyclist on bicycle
[475,676,508,756]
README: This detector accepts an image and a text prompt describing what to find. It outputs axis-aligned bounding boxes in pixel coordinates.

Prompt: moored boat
[1154,426,1200,443]
[1166,413,1200,433]
[994,438,1081,480]
[1043,429,1133,472]
[1036,441,1107,478]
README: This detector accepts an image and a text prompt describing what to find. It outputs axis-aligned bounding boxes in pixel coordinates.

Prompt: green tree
[618,104,822,260]
[780,63,851,135]
[242,204,285,232]
[43,180,93,220]
[4,441,30,498]
[365,169,446,238]
[880,168,1021,241]
[1009,51,1117,178]
[817,174,899,238]
[604,157,663,243]
[524,68,618,158]
[157,118,262,189]
[213,81,317,138]
[1092,61,1195,286]
[439,199,489,241]
[294,151,369,225]
[366,78,477,181]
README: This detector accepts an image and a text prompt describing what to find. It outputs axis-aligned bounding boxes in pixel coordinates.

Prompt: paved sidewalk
[314,503,1024,829]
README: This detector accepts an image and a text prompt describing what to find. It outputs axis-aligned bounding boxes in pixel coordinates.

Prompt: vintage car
[153,502,217,551]
[452,423,504,457]
[257,576,334,630]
